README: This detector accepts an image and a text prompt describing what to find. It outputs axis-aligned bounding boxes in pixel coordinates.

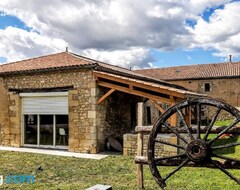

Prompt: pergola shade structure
[93,70,203,126]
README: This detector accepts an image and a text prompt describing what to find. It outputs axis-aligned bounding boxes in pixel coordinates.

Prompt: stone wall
[0,78,10,146]
[123,133,177,157]
[8,92,21,147]
[0,69,100,153]
[68,86,98,153]
[4,70,93,89]
[171,78,240,107]
[144,100,164,125]
[97,88,142,151]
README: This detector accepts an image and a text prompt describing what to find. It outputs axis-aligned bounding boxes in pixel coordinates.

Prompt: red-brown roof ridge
[135,61,240,80]
[0,52,97,74]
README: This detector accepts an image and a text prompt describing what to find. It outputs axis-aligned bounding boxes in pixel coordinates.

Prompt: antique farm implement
[135,97,240,189]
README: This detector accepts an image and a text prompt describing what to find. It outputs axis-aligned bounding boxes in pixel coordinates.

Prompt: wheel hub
[186,140,209,163]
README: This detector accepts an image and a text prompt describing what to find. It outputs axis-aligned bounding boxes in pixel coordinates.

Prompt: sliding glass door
[39,115,54,146]
[21,92,69,148]
[24,115,38,145]
[24,114,68,148]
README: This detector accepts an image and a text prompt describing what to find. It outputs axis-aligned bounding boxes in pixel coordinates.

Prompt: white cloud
[0,26,67,62]
[189,0,232,14]
[0,0,239,67]
[189,1,240,58]
[80,47,155,70]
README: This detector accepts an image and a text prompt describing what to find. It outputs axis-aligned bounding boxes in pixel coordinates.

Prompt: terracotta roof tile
[135,62,240,80]
[0,52,96,74]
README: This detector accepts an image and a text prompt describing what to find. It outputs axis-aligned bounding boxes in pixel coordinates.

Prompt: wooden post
[137,102,144,127]
[137,132,144,189]
[185,106,191,126]
[170,96,177,126]
[137,102,144,189]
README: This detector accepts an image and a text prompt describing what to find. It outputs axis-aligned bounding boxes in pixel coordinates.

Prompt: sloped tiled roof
[135,62,240,81]
[0,51,202,96]
[0,52,97,74]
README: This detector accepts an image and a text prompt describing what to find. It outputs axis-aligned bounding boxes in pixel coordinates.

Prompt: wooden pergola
[93,71,201,126]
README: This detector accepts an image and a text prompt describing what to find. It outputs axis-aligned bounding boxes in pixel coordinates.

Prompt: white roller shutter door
[21,92,68,115]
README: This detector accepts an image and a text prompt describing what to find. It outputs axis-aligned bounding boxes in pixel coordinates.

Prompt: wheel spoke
[164,122,188,144]
[212,153,240,163]
[155,139,185,150]
[176,108,194,140]
[154,153,186,164]
[163,158,190,182]
[148,98,240,189]
[208,119,240,145]
[211,160,240,184]
[196,103,201,139]
[203,107,222,141]
[212,142,240,150]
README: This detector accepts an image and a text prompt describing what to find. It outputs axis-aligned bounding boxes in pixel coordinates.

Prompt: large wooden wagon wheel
[148,97,240,189]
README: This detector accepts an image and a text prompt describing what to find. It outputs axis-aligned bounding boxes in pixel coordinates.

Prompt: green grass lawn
[0,150,240,190]
[214,120,234,126]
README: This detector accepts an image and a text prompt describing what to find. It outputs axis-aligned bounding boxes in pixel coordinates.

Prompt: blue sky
[0,12,31,31]
[151,48,225,68]
[0,1,239,68]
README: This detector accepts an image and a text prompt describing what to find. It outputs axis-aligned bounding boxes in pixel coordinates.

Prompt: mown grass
[0,149,240,190]
[214,120,234,126]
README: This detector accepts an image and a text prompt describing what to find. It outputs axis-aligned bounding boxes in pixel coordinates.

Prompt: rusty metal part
[147,97,240,189]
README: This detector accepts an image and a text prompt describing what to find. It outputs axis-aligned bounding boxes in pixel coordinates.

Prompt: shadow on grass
[212,136,238,155]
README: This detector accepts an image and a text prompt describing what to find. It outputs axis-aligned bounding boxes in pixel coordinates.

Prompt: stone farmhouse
[0,51,200,154]
[136,62,240,108]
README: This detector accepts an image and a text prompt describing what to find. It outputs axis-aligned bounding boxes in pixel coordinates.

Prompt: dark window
[147,106,151,125]
[204,83,210,92]
[130,103,136,131]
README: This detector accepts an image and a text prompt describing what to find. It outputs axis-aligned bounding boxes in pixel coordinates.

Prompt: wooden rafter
[149,99,166,113]
[97,88,115,104]
[93,71,186,99]
[97,80,172,104]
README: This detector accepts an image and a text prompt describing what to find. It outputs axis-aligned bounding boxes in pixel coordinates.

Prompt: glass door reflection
[39,115,53,146]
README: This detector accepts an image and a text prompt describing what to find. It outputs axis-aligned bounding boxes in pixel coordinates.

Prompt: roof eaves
[0,63,97,77]
[166,75,240,81]
[94,64,192,91]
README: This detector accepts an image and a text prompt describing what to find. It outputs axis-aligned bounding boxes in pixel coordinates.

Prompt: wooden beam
[136,102,144,189]
[137,132,144,189]
[9,86,74,93]
[97,80,172,104]
[135,156,240,169]
[149,99,172,123]
[97,88,115,104]
[149,99,165,113]
[135,125,240,134]
[93,71,186,99]
[170,96,177,126]
[185,106,191,126]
